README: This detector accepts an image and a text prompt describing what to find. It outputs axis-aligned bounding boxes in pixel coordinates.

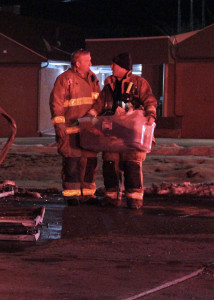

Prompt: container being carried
[78,107,155,153]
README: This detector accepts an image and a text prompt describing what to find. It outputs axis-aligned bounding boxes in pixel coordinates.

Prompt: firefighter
[49,49,100,205]
[88,52,157,209]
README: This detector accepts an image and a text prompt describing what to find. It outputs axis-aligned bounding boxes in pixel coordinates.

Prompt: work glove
[54,123,66,139]
[147,116,155,125]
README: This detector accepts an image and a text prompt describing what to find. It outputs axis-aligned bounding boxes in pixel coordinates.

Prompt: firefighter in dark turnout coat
[50,49,100,205]
[88,52,157,209]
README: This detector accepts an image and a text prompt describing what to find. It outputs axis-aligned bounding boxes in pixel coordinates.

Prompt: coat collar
[105,70,133,93]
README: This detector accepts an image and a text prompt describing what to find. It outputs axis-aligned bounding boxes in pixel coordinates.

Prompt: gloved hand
[146,115,155,125]
[54,123,66,139]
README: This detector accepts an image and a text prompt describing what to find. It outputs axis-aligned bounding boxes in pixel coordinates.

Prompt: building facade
[86,23,214,138]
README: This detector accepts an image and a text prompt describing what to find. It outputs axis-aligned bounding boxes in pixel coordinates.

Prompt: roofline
[0,32,47,60]
[86,35,170,42]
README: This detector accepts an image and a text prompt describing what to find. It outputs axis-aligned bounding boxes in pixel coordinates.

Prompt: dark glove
[145,108,156,125]
[146,115,155,125]
[54,123,66,139]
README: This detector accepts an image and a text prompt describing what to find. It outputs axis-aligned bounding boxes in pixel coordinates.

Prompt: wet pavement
[0,194,213,299]
[41,195,214,241]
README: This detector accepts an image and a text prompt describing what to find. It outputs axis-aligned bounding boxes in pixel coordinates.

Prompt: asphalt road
[0,194,213,300]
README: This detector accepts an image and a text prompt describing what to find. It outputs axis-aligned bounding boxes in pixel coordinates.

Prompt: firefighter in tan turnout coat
[88,52,157,209]
[50,49,100,205]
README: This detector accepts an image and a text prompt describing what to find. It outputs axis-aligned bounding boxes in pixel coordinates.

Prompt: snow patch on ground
[145,182,214,197]
[1,141,214,197]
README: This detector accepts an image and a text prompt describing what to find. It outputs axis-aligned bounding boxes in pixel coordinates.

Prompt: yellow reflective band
[126,192,144,200]
[64,97,94,107]
[118,191,123,201]
[63,190,81,197]
[82,188,96,196]
[91,92,99,100]
[106,191,118,199]
[66,126,80,134]
[52,116,65,124]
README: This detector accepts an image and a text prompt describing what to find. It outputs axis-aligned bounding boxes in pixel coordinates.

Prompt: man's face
[111,63,127,79]
[76,54,92,75]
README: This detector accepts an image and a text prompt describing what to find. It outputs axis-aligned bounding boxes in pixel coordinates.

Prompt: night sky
[2,0,214,38]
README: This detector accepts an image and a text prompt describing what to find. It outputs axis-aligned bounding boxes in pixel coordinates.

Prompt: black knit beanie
[112,52,132,70]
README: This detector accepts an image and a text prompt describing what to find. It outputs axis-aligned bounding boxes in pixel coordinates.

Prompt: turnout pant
[58,132,97,200]
[102,151,146,208]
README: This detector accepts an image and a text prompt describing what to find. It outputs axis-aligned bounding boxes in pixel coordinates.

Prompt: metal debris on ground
[0,180,44,241]
[0,180,42,199]
[0,206,45,241]
[0,106,45,241]
[0,105,17,165]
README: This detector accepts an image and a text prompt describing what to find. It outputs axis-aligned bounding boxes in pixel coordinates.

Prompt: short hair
[71,49,90,66]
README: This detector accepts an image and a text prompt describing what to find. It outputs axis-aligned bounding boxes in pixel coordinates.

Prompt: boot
[65,197,80,206]
[80,195,99,205]
[127,199,143,209]
[100,197,122,207]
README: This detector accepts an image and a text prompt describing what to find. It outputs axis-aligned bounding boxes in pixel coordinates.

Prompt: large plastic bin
[78,108,155,153]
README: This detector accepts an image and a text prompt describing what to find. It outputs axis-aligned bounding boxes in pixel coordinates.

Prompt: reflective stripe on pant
[62,151,97,198]
[103,151,146,201]
[125,190,144,200]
